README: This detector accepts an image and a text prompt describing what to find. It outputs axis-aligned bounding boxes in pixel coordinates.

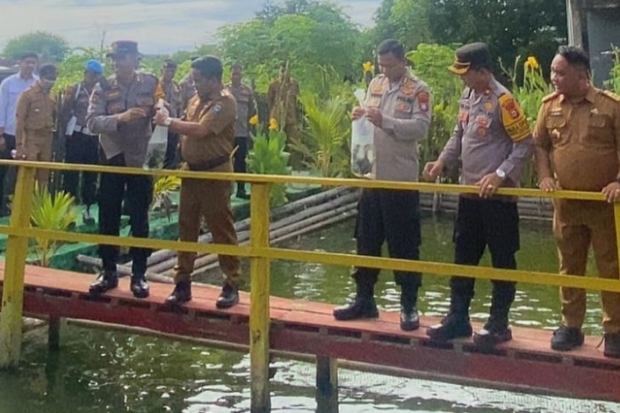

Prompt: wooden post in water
[0,166,35,369]
[250,183,272,413]
[48,316,67,350]
[316,356,339,412]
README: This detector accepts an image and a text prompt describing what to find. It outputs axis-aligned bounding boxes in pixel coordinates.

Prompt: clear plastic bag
[350,88,376,179]
[143,99,168,170]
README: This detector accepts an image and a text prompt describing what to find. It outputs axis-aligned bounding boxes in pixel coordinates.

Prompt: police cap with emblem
[106,40,142,58]
[449,42,493,75]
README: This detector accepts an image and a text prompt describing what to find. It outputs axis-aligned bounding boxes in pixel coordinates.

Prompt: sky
[0,0,382,54]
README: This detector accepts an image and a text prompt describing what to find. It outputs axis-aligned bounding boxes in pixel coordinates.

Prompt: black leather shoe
[130,274,150,299]
[216,284,239,309]
[426,315,472,342]
[400,306,420,331]
[333,297,379,321]
[604,332,620,358]
[473,323,512,348]
[89,271,118,295]
[550,325,584,351]
[166,282,192,306]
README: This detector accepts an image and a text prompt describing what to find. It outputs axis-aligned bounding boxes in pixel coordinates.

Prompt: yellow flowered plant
[524,56,540,71]
[269,118,279,131]
[249,114,259,125]
[362,61,374,74]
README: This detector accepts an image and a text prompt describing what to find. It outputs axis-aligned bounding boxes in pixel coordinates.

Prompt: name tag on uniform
[550,109,563,117]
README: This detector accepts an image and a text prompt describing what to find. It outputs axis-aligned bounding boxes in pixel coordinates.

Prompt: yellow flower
[362,61,374,74]
[525,56,540,70]
[269,118,279,131]
[249,114,259,125]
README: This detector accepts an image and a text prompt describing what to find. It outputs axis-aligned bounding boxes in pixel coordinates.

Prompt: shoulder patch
[542,92,559,103]
[601,90,620,102]
[416,91,430,113]
[498,94,531,142]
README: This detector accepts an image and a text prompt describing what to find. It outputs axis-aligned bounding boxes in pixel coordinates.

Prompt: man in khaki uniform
[534,46,620,358]
[154,55,241,308]
[15,64,57,187]
[226,64,256,199]
[160,59,182,169]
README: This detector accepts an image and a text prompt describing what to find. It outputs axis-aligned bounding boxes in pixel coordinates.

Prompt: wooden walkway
[3,262,620,403]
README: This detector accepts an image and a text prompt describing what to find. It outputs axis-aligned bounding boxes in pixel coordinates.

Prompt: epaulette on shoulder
[600,90,620,102]
[542,92,559,103]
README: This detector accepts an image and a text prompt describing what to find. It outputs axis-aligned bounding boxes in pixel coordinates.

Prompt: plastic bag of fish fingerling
[144,99,169,170]
[350,88,376,179]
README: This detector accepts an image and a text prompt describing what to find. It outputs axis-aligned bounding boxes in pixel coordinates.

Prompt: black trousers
[98,154,153,275]
[62,131,99,206]
[0,133,16,215]
[353,188,422,289]
[164,132,180,170]
[233,136,248,193]
[451,196,520,314]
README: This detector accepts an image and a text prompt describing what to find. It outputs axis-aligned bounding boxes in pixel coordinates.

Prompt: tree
[3,31,70,62]
[217,0,361,92]
[426,0,567,77]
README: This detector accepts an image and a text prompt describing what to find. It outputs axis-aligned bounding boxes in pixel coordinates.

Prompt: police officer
[160,59,182,169]
[226,64,256,199]
[534,46,620,358]
[14,63,57,187]
[87,40,165,299]
[179,56,198,112]
[424,43,533,347]
[60,59,104,223]
[333,39,431,331]
[153,56,242,308]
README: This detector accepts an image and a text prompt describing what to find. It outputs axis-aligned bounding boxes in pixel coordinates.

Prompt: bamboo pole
[0,166,35,369]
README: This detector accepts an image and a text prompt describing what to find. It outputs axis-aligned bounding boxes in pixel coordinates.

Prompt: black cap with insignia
[106,40,141,58]
[449,42,493,75]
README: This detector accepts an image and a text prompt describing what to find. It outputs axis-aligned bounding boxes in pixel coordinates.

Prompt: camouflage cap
[449,42,493,75]
[106,40,141,58]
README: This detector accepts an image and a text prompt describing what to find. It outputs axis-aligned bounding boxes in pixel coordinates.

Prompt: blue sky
[0,0,382,54]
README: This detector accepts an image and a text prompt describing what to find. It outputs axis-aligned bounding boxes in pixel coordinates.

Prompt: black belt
[187,155,229,171]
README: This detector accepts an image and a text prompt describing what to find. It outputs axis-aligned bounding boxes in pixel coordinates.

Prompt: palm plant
[151,175,181,221]
[247,128,291,207]
[291,91,351,178]
[30,184,78,267]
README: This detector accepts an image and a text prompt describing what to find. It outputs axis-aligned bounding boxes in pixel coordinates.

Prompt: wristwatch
[164,117,172,127]
[495,168,506,179]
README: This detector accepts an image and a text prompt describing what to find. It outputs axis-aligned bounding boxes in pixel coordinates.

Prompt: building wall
[586,8,620,87]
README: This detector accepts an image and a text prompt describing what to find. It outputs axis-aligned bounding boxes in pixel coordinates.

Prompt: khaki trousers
[25,133,53,187]
[175,177,241,287]
[553,200,620,333]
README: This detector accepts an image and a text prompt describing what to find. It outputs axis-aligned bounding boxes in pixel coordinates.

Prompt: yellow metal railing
[0,160,620,411]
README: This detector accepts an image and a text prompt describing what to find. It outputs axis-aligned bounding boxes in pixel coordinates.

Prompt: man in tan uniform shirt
[154,55,241,309]
[534,46,620,358]
[15,64,57,187]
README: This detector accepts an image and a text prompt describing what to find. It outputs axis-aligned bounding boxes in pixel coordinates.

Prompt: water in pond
[0,216,618,413]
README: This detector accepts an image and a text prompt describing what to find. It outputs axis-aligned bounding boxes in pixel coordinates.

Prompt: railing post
[0,166,36,369]
[250,183,272,413]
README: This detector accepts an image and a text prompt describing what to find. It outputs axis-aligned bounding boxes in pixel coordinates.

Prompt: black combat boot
[89,270,119,295]
[604,332,620,358]
[216,283,239,309]
[400,284,420,331]
[473,292,513,348]
[333,282,378,321]
[166,281,192,306]
[426,294,472,342]
[130,274,150,299]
